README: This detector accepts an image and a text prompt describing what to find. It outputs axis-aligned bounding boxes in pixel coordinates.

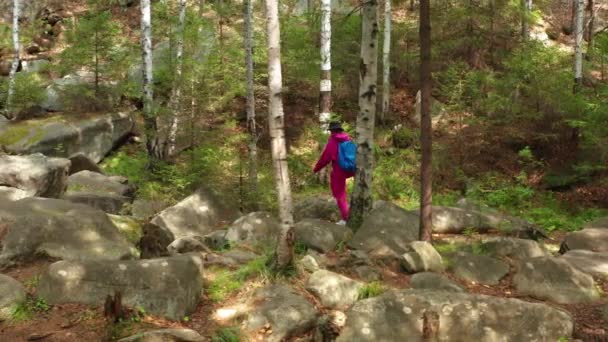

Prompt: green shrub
[211,327,242,342]
[358,281,386,300]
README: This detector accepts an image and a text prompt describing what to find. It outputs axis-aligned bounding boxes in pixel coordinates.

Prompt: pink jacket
[313,132,355,179]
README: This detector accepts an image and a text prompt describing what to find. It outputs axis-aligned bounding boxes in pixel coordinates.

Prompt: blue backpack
[338,140,357,173]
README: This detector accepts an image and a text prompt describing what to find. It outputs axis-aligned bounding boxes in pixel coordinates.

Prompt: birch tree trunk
[319,0,332,130]
[381,0,391,123]
[419,0,433,241]
[5,0,20,119]
[574,0,584,92]
[265,0,295,272]
[349,0,378,230]
[141,0,163,161]
[521,0,532,41]
[244,0,258,209]
[167,0,187,157]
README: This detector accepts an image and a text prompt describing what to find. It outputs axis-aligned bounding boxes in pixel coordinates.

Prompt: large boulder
[224,212,281,244]
[131,198,171,220]
[449,252,509,285]
[237,284,317,342]
[481,237,547,260]
[294,219,353,253]
[107,214,143,244]
[0,112,134,163]
[68,152,104,175]
[401,241,445,273]
[584,217,608,229]
[0,274,26,320]
[410,272,465,292]
[348,202,419,261]
[294,196,340,222]
[38,254,204,320]
[513,257,601,304]
[40,72,96,112]
[306,270,363,309]
[561,250,608,278]
[562,228,608,253]
[337,289,573,341]
[62,170,132,214]
[148,188,240,242]
[0,197,138,265]
[0,154,69,198]
[118,329,204,342]
[0,186,30,202]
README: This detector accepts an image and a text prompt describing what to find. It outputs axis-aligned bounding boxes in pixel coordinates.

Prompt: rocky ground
[0,116,607,341]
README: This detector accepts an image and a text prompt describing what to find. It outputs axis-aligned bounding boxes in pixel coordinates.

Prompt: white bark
[381,0,391,121]
[6,0,20,118]
[319,0,332,130]
[141,0,162,159]
[574,0,584,90]
[266,0,295,270]
[349,0,378,229]
[244,0,258,207]
[167,0,187,156]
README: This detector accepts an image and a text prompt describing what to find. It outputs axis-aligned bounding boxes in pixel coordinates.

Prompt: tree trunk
[140,0,163,161]
[574,0,584,92]
[319,0,332,130]
[5,0,20,119]
[244,0,258,210]
[349,0,378,230]
[587,0,595,50]
[199,0,205,15]
[265,0,295,273]
[419,0,433,242]
[167,0,187,158]
[521,0,532,40]
[381,0,392,123]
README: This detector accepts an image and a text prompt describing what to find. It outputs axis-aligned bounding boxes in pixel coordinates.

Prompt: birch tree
[419,0,432,241]
[244,0,259,208]
[349,0,378,230]
[167,0,187,157]
[319,0,332,130]
[521,0,532,40]
[265,0,295,272]
[5,0,20,119]
[381,0,392,122]
[140,0,163,160]
[574,0,584,92]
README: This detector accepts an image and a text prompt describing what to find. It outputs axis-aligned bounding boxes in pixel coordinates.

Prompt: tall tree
[244,0,259,209]
[140,0,162,160]
[381,0,392,122]
[5,0,20,119]
[167,0,188,157]
[419,0,432,241]
[587,0,595,51]
[349,0,378,230]
[521,0,532,40]
[265,0,295,272]
[319,0,332,130]
[574,0,584,92]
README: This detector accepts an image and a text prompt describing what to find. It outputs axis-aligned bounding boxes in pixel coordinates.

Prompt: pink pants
[331,170,350,221]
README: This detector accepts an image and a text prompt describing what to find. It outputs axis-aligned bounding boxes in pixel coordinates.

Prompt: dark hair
[328,121,343,132]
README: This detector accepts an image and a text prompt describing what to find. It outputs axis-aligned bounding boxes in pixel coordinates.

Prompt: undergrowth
[206,254,273,302]
[358,281,386,300]
[10,296,50,322]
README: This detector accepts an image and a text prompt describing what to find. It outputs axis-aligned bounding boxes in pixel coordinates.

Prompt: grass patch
[358,281,386,300]
[434,243,462,255]
[22,275,41,292]
[207,254,272,302]
[211,326,243,342]
[10,296,50,322]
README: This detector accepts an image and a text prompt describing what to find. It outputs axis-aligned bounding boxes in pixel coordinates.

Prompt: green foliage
[0,72,46,114]
[207,254,272,302]
[358,281,386,300]
[374,147,420,209]
[10,297,50,322]
[211,326,242,342]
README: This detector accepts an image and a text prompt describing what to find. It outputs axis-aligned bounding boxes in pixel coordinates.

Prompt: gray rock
[584,217,608,229]
[131,199,171,220]
[0,154,69,198]
[482,237,547,260]
[306,270,363,309]
[337,289,573,342]
[118,328,204,342]
[149,188,240,242]
[62,192,130,214]
[348,202,419,261]
[0,186,30,201]
[300,255,320,273]
[225,212,281,243]
[220,249,259,264]
[562,228,608,252]
[40,72,95,112]
[410,272,465,292]
[38,254,204,320]
[62,170,132,214]
[294,219,352,253]
[449,252,509,285]
[240,284,317,342]
[513,257,601,304]
[354,266,381,282]
[401,241,444,273]
[203,230,228,250]
[0,274,26,320]
[68,153,104,175]
[561,250,608,278]
[294,196,340,222]
[0,112,134,163]
[0,197,138,264]
[167,236,209,255]
[107,214,143,244]
[21,59,50,74]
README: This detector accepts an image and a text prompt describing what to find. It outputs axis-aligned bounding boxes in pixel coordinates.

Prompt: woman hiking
[313,122,356,225]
